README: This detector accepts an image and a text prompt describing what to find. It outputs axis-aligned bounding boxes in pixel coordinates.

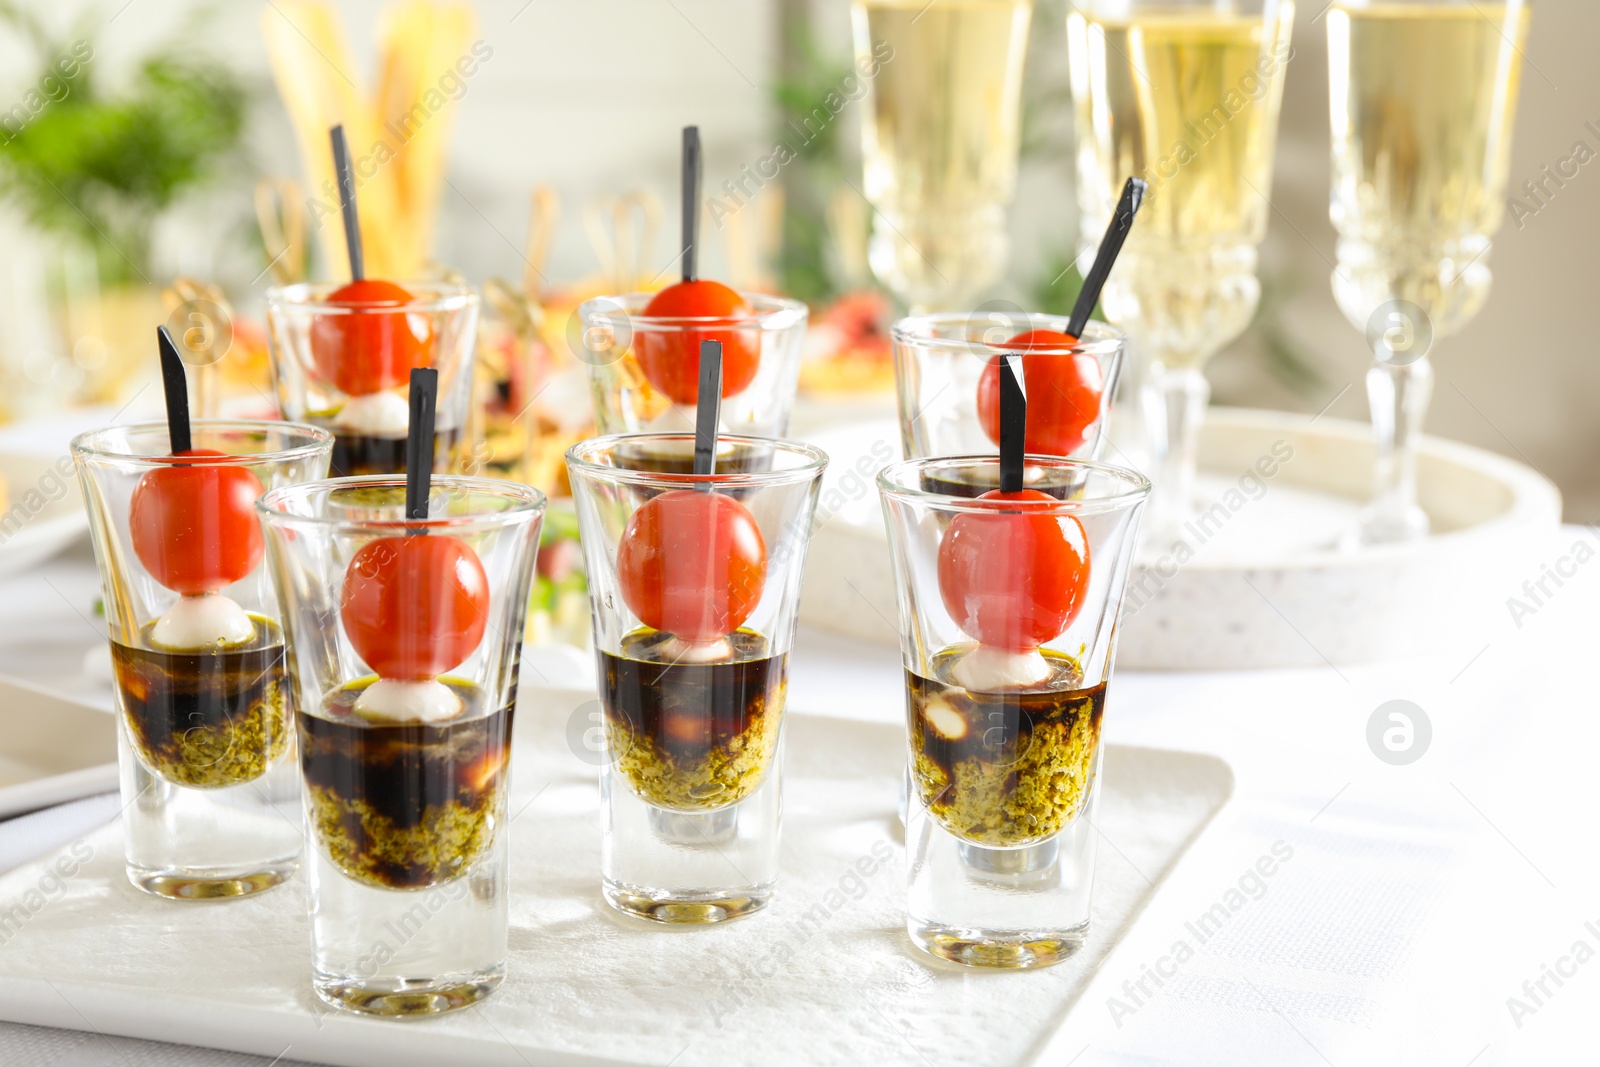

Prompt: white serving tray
[799,408,1561,669]
[0,451,89,581]
[0,673,118,819]
[0,684,1232,1067]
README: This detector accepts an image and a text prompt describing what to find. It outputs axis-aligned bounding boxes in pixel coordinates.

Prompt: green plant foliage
[771,16,855,307]
[1249,267,1328,399]
[0,5,246,285]
[1028,249,1092,320]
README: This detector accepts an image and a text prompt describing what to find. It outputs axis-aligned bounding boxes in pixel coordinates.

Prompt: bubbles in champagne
[1328,2,1531,339]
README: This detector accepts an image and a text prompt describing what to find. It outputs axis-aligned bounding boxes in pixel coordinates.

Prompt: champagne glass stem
[1360,354,1433,544]
[1144,361,1209,544]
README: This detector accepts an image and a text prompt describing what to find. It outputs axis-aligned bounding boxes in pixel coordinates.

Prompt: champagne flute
[1067,0,1295,542]
[1327,0,1531,544]
[851,0,1034,313]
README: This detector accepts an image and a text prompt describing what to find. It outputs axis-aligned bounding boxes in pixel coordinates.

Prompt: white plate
[0,452,89,581]
[799,408,1562,669]
[0,674,118,819]
[0,684,1232,1067]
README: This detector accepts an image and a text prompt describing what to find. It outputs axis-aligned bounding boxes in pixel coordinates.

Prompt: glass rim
[70,419,334,466]
[878,455,1151,515]
[891,314,1125,357]
[566,432,828,489]
[1323,0,1479,10]
[263,280,478,314]
[1072,0,1293,17]
[257,474,547,532]
[579,291,808,330]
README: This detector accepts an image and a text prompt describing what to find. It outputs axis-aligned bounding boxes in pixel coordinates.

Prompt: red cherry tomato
[976,330,1104,456]
[311,279,428,396]
[637,281,761,405]
[130,450,265,595]
[616,489,767,643]
[937,489,1090,650]
[341,535,490,679]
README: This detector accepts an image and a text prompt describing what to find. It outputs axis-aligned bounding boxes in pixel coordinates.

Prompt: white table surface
[5,534,1594,1065]
[0,412,1592,1064]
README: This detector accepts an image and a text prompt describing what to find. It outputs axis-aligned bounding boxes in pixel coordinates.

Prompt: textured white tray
[0,674,117,819]
[0,452,88,581]
[0,684,1231,1067]
[799,408,1562,669]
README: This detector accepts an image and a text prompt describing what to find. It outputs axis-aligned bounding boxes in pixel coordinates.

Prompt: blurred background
[0,0,1595,512]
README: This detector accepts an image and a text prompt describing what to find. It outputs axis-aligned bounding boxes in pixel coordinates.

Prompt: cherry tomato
[130,450,265,595]
[937,489,1090,650]
[341,535,490,679]
[976,330,1104,457]
[616,489,766,642]
[637,281,761,405]
[311,279,428,396]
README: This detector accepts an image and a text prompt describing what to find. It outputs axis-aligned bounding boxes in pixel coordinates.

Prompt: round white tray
[798,407,1562,670]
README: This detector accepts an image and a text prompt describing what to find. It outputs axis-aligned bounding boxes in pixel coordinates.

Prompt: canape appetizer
[300,369,511,890]
[599,339,785,812]
[112,332,288,789]
[907,358,1107,847]
[307,126,454,476]
[634,127,763,433]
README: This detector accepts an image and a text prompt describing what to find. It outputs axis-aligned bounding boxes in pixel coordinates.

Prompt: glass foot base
[958,838,1059,874]
[908,917,1088,969]
[602,880,772,924]
[647,804,739,846]
[127,861,296,901]
[313,968,503,1017]
[1352,504,1430,546]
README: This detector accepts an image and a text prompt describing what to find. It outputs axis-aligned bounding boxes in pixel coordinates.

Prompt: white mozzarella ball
[949,644,1052,693]
[352,678,465,724]
[149,593,256,651]
[334,391,412,437]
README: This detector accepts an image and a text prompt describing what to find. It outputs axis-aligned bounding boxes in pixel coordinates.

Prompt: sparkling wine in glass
[1327,0,1531,544]
[1067,0,1295,541]
[852,0,1033,312]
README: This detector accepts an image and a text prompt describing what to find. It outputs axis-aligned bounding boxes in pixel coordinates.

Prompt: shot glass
[72,420,333,899]
[566,433,827,923]
[576,293,807,444]
[264,282,480,477]
[258,477,544,1016]
[892,313,1125,474]
[878,455,1149,967]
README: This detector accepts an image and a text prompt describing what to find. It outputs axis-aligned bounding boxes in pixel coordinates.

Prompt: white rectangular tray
[0,673,118,819]
[0,685,1232,1067]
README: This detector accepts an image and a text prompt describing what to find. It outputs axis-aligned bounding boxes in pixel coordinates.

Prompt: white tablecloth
[0,395,1591,1065]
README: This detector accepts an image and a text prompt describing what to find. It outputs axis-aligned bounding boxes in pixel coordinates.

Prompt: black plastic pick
[405,368,438,523]
[158,326,192,455]
[331,125,365,282]
[999,354,1025,494]
[1068,177,1147,337]
[681,125,701,283]
[694,339,722,479]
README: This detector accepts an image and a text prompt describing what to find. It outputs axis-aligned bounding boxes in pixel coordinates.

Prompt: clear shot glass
[878,455,1149,967]
[566,433,827,923]
[72,420,333,899]
[264,282,480,477]
[891,313,1125,472]
[258,477,544,1016]
[576,293,807,442]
